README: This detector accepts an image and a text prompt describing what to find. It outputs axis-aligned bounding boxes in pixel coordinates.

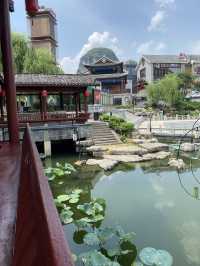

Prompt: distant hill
[77,47,119,74]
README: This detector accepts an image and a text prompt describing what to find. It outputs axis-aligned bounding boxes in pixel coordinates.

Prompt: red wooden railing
[12,126,74,266]
[0,112,90,127]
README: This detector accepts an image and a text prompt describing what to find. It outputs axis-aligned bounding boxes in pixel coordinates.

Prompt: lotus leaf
[79,250,120,266]
[139,247,157,265]
[56,194,70,203]
[152,250,173,266]
[97,227,115,243]
[83,232,100,246]
[60,208,74,224]
[74,219,91,229]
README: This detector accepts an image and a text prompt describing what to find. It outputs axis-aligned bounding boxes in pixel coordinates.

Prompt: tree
[0,32,64,74]
[147,74,183,108]
[12,33,29,73]
[177,72,194,94]
[24,48,63,74]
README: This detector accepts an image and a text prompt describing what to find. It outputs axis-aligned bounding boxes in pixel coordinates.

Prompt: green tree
[24,48,63,74]
[147,74,183,108]
[0,32,64,74]
[178,72,194,94]
[12,33,29,73]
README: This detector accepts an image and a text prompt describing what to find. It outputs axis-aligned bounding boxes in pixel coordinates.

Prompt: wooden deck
[0,143,21,266]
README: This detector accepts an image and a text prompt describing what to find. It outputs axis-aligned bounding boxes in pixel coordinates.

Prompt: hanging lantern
[83,90,90,97]
[0,87,5,97]
[25,0,39,14]
[9,0,15,12]
[41,90,48,97]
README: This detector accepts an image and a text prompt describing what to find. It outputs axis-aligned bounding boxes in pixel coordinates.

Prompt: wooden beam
[0,0,19,143]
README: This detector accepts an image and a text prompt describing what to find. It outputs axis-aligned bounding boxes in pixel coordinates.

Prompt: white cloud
[179,221,200,265]
[148,10,166,32]
[137,40,166,54]
[60,32,122,73]
[190,40,200,54]
[155,0,175,8]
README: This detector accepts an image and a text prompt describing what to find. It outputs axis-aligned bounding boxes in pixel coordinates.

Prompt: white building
[137,54,200,83]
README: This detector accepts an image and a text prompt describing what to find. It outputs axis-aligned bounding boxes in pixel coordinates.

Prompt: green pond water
[44,152,200,266]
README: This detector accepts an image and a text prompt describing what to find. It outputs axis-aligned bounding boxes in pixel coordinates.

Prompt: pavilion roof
[15,74,97,88]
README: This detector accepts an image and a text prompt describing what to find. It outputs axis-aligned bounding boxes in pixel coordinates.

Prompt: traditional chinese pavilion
[0,73,97,128]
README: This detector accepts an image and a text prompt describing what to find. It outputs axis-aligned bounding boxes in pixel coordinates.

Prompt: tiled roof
[143,54,200,64]
[15,74,97,87]
[14,73,127,87]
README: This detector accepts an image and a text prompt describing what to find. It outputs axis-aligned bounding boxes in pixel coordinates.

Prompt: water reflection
[46,154,200,266]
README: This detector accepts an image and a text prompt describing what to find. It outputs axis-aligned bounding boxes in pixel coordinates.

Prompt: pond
[44,152,200,266]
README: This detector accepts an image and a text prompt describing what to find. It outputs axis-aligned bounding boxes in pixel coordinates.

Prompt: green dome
[77,47,119,73]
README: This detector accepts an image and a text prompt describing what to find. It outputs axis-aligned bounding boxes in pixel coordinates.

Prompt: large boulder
[86,159,118,171]
[109,146,147,156]
[140,142,169,153]
[142,151,170,161]
[168,158,185,169]
[103,154,143,163]
[87,146,108,153]
[180,143,196,152]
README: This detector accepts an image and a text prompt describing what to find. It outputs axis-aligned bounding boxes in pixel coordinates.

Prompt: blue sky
[11,0,200,73]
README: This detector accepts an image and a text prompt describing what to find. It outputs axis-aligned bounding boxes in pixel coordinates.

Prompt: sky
[10,0,200,73]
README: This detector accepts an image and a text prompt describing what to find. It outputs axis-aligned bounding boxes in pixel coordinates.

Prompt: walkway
[0,143,21,266]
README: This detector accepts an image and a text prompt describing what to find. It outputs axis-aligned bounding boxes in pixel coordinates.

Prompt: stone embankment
[81,138,171,171]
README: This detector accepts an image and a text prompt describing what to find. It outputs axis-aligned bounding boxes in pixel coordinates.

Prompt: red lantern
[25,0,39,14]
[41,90,48,97]
[83,90,90,97]
[0,87,5,97]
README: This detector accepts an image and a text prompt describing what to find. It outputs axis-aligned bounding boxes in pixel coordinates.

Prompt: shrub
[100,114,134,137]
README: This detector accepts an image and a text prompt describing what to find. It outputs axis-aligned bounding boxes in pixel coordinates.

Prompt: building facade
[124,60,137,94]
[83,56,130,105]
[137,54,200,84]
[27,7,57,60]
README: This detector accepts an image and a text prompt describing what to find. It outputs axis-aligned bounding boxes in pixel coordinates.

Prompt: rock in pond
[103,154,143,163]
[86,146,108,153]
[74,160,86,166]
[180,143,196,152]
[140,142,169,153]
[142,151,171,161]
[86,159,118,171]
[168,158,185,169]
[109,146,147,156]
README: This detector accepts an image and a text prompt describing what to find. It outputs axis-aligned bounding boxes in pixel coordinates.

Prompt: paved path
[111,109,146,129]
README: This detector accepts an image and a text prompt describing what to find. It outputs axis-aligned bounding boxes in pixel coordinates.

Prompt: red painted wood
[0,143,21,266]
[12,126,74,266]
[0,0,19,143]
[25,0,39,14]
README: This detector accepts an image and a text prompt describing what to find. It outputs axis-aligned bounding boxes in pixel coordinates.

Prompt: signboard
[88,104,104,113]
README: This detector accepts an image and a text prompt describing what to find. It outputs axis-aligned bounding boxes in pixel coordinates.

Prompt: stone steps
[90,122,120,146]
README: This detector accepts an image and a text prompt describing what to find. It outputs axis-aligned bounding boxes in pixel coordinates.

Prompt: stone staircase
[90,122,121,146]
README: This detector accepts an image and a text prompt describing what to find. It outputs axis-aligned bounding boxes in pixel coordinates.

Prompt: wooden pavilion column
[74,94,79,118]
[83,90,89,114]
[59,92,64,110]
[0,0,19,143]
[41,90,48,120]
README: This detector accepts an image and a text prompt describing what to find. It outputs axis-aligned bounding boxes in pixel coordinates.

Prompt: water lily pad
[57,194,70,203]
[79,250,120,266]
[139,248,173,266]
[153,250,173,266]
[83,232,100,246]
[60,208,74,224]
[139,247,157,265]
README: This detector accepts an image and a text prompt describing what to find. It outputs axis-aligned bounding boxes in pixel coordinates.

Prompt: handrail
[12,125,74,266]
